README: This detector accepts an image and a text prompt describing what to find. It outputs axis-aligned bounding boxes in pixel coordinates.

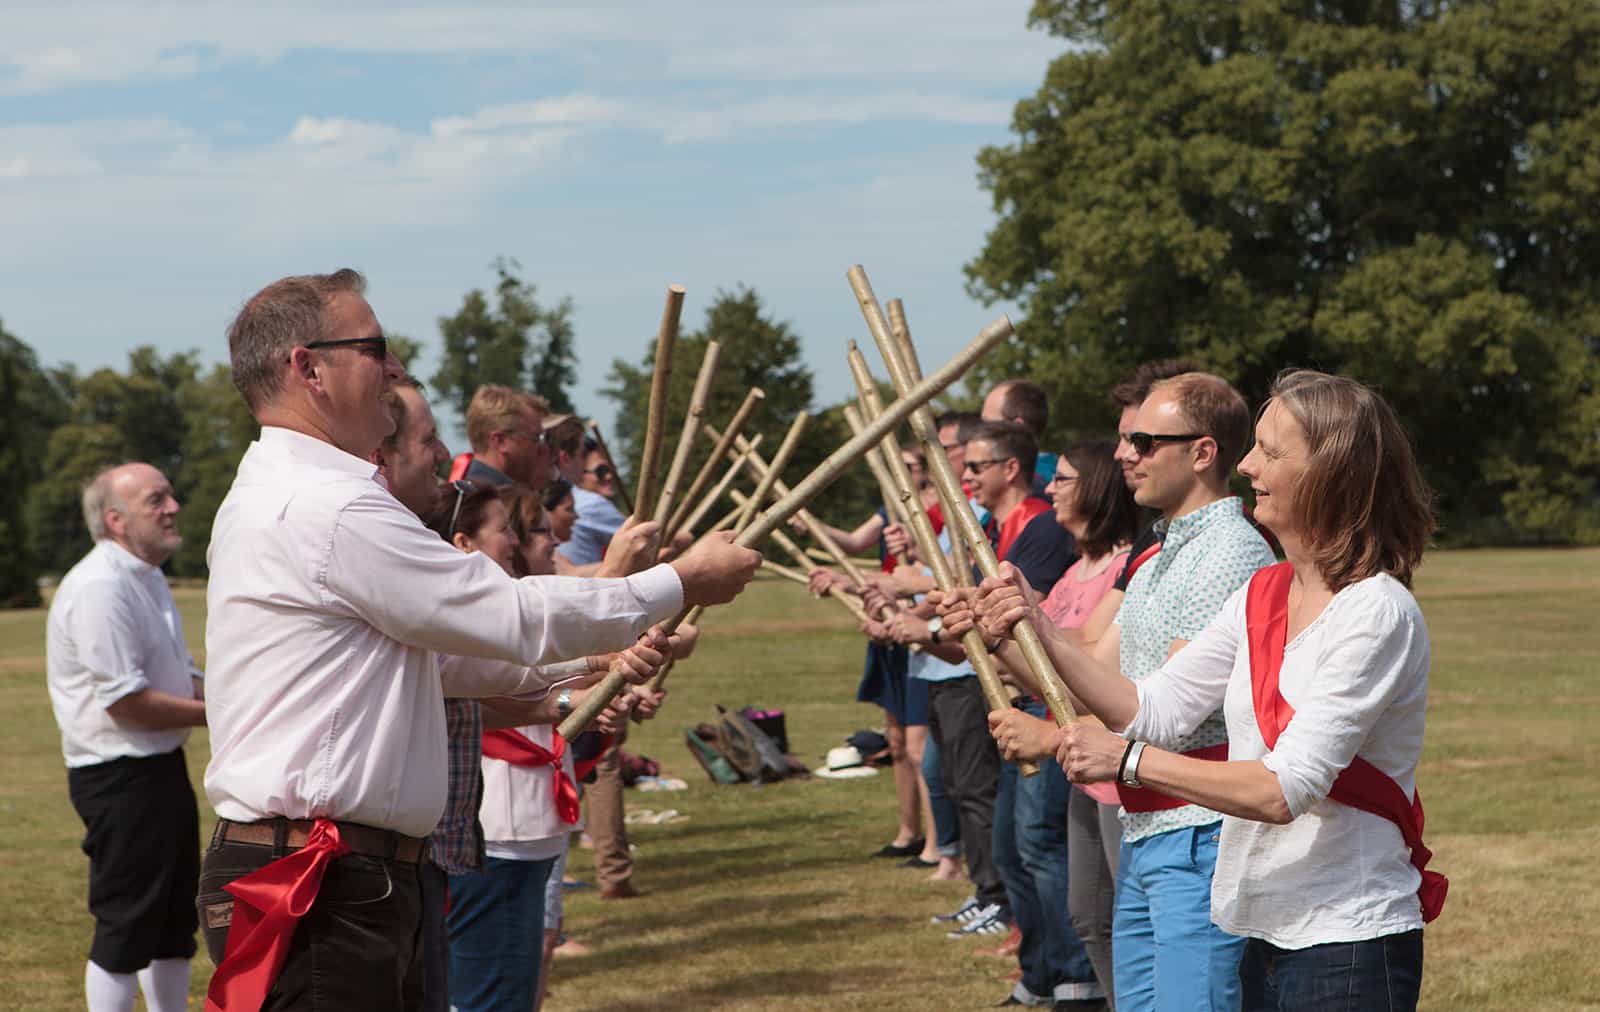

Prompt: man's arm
[106,689,206,729]
[71,579,206,730]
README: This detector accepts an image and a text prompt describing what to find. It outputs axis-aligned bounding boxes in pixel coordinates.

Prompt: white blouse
[1124,573,1430,948]
[479,722,582,862]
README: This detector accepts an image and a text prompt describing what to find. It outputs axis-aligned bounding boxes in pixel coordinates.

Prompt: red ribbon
[1246,562,1447,923]
[1116,743,1229,812]
[1122,540,1161,584]
[204,818,351,1011]
[481,729,580,824]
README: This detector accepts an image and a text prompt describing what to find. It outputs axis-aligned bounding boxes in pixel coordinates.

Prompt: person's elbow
[1257,792,1294,825]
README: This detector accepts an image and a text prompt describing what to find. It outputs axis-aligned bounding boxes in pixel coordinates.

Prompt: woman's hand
[629,683,667,721]
[669,622,699,660]
[612,626,672,684]
[592,689,635,734]
[1056,721,1131,784]
[807,566,841,597]
[598,517,662,578]
[860,617,893,643]
[986,709,1061,762]
[973,562,1040,641]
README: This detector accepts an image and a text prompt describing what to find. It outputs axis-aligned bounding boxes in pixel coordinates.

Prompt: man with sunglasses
[200,269,762,1010]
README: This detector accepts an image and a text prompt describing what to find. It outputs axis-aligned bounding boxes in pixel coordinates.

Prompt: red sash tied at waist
[204,818,351,1011]
[481,729,581,824]
[1116,743,1229,812]
[1246,561,1447,923]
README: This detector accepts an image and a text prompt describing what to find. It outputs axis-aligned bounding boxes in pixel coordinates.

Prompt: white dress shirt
[1124,573,1430,948]
[204,427,683,838]
[46,540,200,767]
[479,722,582,862]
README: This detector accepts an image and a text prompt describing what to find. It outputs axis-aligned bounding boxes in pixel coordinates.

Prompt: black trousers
[197,829,425,1011]
[67,748,200,973]
[927,676,1006,909]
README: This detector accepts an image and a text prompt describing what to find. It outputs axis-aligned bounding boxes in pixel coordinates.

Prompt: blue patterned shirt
[1114,496,1275,842]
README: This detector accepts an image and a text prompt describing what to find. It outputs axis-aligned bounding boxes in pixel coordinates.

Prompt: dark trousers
[197,832,425,1011]
[67,748,200,973]
[926,676,1005,908]
[418,860,451,1012]
[1240,930,1424,1012]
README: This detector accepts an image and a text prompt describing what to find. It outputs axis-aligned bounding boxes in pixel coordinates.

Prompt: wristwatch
[928,616,943,644]
[556,689,573,720]
[1120,741,1148,788]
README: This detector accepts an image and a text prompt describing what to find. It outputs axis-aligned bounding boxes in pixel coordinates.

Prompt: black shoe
[1053,1002,1107,1011]
[898,855,938,868]
[872,838,925,858]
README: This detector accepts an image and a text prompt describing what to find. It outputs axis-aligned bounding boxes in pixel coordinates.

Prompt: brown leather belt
[215,817,428,865]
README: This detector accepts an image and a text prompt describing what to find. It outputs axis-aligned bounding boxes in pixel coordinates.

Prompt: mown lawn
[1,548,1596,1010]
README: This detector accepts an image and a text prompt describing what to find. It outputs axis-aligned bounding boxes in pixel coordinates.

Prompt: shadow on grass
[576,888,842,943]
[558,944,903,1010]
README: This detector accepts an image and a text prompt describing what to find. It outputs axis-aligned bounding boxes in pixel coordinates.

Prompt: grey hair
[227,268,367,412]
[81,467,127,541]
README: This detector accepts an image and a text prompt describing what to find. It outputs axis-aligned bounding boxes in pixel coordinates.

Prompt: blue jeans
[447,856,558,1012]
[993,700,1100,1002]
[921,733,961,857]
[1240,930,1423,1012]
[1113,822,1244,1012]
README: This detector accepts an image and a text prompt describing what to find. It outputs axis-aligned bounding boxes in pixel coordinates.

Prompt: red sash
[1245,562,1447,923]
[204,819,352,1011]
[1122,540,1160,584]
[995,495,1053,562]
[1116,743,1229,812]
[482,729,581,824]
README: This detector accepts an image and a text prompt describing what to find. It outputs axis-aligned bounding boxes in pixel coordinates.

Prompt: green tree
[169,363,259,576]
[602,286,880,528]
[968,0,1600,542]
[431,258,580,424]
[0,322,72,605]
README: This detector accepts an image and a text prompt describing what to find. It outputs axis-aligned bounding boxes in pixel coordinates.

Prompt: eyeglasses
[445,478,476,539]
[1121,432,1207,457]
[963,458,1011,474]
[304,335,388,360]
[1046,474,1078,488]
[583,464,614,480]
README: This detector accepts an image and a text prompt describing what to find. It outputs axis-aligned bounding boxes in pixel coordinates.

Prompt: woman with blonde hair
[946,370,1443,1010]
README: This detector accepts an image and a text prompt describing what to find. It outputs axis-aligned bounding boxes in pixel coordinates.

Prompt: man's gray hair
[81,466,126,541]
[227,268,367,412]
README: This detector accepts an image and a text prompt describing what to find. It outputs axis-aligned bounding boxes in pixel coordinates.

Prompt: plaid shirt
[428,697,486,874]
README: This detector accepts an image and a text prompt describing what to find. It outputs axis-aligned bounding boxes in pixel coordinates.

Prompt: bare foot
[927,857,965,882]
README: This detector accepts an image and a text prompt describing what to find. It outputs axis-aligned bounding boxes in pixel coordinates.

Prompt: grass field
[2,548,1598,1010]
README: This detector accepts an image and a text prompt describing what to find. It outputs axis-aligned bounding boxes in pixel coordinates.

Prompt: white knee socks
[137,957,193,1012]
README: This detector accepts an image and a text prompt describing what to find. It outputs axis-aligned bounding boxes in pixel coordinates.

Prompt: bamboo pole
[846,339,1035,773]
[664,387,765,540]
[631,285,686,520]
[652,341,721,527]
[762,560,811,586]
[734,411,809,531]
[887,302,971,577]
[679,434,763,537]
[557,307,1014,738]
[734,490,872,624]
[805,547,835,564]
[849,266,1077,728]
[842,402,915,553]
[587,421,634,516]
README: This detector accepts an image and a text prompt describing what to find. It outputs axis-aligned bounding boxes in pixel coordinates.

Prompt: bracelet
[1116,739,1137,783]
[1121,741,1149,788]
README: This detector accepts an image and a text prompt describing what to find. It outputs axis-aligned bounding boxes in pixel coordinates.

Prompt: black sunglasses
[583,464,614,480]
[445,478,476,539]
[305,335,389,360]
[1121,431,1207,457]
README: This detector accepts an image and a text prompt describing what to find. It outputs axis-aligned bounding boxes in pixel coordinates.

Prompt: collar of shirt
[254,425,385,486]
[97,538,161,577]
[1151,496,1244,558]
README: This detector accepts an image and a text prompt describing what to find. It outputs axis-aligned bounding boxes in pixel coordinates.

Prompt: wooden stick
[587,421,634,516]
[734,411,809,532]
[843,401,915,561]
[679,434,763,536]
[664,387,765,540]
[762,559,811,586]
[644,604,704,692]
[557,306,1013,739]
[652,341,722,527]
[632,285,686,520]
[735,491,873,625]
[850,266,1077,731]
[887,304,971,577]
[846,338,1033,772]
[804,546,836,564]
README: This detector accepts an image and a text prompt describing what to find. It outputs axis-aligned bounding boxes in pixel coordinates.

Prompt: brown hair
[379,377,425,453]
[994,379,1049,436]
[1149,372,1252,476]
[465,385,550,453]
[427,481,501,545]
[228,268,367,412]
[499,485,547,578]
[969,420,1038,483]
[1110,358,1203,409]
[1268,369,1434,590]
[1061,441,1141,560]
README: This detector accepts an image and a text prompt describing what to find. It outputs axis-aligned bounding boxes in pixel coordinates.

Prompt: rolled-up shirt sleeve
[325,492,683,674]
[442,656,593,700]
[1261,592,1424,818]
[1122,588,1244,746]
[69,580,151,708]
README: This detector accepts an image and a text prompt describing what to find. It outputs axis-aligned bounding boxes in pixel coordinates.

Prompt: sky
[0,2,1067,446]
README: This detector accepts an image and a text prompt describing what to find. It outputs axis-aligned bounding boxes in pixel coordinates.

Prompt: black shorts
[67,748,200,972]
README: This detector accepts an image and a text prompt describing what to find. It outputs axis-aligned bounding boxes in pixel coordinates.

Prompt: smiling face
[379,386,450,518]
[580,449,617,498]
[455,498,519,576]
[548,491,577,543]
[1237,398,1309,540]
[1047,457,1084,537]
[105,463,183,566]
[1113,404,1140,490]
[963,438,1016,512]
[1123,388,1206,514]
[315,292,405,458]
